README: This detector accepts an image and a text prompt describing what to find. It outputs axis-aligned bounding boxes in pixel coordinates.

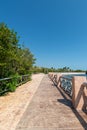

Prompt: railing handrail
[60,75,72,80]
[0,77,13,81]
[0,74,30,82]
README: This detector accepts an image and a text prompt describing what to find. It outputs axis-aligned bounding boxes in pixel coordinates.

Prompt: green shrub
[0,73,32,95]
[6,77,17,92]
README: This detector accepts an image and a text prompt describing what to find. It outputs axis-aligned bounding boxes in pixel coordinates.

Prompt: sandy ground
[0,73,44,130]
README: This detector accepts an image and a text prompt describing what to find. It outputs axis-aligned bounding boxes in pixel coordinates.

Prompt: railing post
[72,76,86,110]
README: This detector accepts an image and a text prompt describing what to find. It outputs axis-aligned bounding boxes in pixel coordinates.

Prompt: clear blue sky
[0,0,87,70]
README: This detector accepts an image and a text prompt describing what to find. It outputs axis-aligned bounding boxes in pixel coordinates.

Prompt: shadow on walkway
[16,75,87,130]
[55,84,87,130]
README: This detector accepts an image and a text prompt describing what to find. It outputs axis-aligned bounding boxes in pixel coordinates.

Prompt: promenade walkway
[16,75,87,130]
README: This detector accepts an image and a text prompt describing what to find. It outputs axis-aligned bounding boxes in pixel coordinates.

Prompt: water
[63,73,87,79]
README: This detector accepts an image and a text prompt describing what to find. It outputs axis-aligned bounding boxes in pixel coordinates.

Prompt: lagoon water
[63,73,87,79]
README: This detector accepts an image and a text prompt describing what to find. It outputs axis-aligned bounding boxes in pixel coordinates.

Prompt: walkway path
[16,75,87,130]
[0,73,45,130]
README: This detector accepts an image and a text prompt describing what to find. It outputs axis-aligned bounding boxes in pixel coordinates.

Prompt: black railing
[60,76,72,97]
[0,74,30,95]
[49,73,73,97]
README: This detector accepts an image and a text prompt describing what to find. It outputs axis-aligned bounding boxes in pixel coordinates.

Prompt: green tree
[0,23,35,78]
[0,23,19,77]
[17,47,36,75]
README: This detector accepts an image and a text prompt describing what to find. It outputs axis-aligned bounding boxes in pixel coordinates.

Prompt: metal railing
[0,74,30,95]
[49,73,87,111]
[49,74,73,97]
[60,76,72,97]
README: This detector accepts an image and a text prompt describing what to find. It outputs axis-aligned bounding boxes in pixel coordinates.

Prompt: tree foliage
[0,23,35,78]
[32,66,85,73]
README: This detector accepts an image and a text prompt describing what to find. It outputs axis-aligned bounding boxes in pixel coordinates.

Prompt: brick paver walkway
[16,75,87,130]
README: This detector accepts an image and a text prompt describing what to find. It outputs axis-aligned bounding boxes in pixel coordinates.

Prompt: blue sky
[0,0,87,70]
